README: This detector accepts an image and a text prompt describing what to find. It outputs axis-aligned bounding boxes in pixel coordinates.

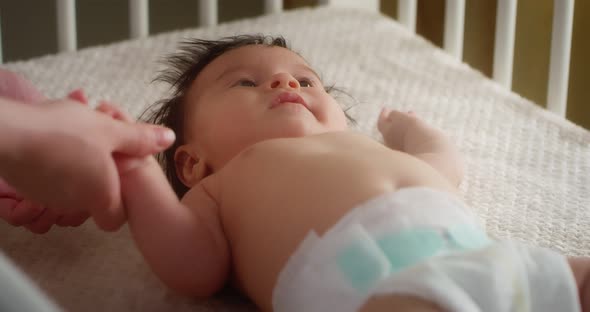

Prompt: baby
[110,35,590,312]
[6,35,589,311]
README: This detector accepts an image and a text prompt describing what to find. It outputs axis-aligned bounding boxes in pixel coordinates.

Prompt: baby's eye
[298,78,313,88]
[235,79,257,87]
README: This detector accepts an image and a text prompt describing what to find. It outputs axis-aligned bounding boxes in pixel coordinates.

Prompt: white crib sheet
[1,6,589,312]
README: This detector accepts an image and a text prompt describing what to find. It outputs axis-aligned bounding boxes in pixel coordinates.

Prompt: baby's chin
[263,118,333,139]
[264,104,348,136]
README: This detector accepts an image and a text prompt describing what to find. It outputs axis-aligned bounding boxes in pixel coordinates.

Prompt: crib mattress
[1,6,589,312]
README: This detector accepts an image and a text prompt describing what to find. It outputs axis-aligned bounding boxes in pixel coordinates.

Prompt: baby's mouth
[270,92,309,110]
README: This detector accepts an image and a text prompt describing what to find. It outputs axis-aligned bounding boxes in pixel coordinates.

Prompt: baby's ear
[174,145,208,187]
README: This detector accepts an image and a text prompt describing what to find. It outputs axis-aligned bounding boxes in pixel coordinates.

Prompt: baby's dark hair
[143,34,354,198]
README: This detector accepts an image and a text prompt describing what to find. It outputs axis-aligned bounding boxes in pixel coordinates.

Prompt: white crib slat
[443,0,465,60]
[547,0,574,117]
[198,0,218,26]
[492,0,517,89]
[397,0,417,32]
[265,0,283,14]
[129,0,149,38]
[56,0,77,52]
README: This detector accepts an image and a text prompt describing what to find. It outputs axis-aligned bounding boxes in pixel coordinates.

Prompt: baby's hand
[94,101,151,174]
[378,107,464,186]
[91,100,160,231]
[378,107,422,151]
[378,107,449,155]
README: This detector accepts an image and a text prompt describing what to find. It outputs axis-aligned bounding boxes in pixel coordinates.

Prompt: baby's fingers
[379,107,392,122]
[378,107,393,133]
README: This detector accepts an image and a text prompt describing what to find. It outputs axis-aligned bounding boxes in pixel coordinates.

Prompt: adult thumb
[111,121,176,156]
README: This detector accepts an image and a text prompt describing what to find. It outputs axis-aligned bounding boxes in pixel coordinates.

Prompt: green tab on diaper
[377,228,445,272]
[447,224,491,250]
[336,239,391,293]
[335,224,491,293]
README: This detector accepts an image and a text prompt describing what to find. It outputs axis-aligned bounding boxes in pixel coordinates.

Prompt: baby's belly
[215,135,456,311]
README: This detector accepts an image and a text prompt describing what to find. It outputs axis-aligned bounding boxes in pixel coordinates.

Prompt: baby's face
[182,45,348,170]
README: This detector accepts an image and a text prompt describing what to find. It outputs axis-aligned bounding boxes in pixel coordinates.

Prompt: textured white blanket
[1,6,589,312]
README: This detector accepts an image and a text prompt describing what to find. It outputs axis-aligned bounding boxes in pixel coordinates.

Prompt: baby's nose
[270,73,300,89]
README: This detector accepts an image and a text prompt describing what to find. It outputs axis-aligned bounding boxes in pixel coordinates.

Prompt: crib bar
[492,0,517,89]
[546,0,574,117]
[129,0,149,38]
[265,0,283,14]
[397,0,417,32]
[443,0,465,60]
[56,0,77,52]
[319,0,379,11]
[198,0,218,26]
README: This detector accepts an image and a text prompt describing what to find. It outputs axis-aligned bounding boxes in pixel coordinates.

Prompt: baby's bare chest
[217,134,447,234]
[211,134,454,301]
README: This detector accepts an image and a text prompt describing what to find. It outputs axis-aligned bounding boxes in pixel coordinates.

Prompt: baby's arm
[378,108,464,187]
[103,104,230,297]
[120,158,230,296]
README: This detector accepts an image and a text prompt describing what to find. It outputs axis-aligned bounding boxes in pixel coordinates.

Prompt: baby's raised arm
[378,108,464,187]
[120,157,230,296]
[100,103,230,297]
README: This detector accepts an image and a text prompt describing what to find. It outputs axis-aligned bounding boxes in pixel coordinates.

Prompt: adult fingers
[67,89,89,105]
[8,200,45,226]
[0,178,21,199]
[98,101,175,156]
[96,101,134,122]
[87,161,127,232]
[24,209,59,234]
[56,211,90,227]
[89,198,125,231]
[0,198,18,225]
[101,105,154,173]
[0,69,46,103]
[109,120,176,157]
[91,205,126,232]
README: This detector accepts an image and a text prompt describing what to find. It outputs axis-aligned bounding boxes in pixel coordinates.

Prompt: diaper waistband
[327,187,482,238]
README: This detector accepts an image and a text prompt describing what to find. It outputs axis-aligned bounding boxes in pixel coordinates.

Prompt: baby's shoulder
[182,177,220,211]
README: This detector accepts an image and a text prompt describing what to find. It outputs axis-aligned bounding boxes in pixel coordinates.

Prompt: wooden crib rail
[0,0,577,118]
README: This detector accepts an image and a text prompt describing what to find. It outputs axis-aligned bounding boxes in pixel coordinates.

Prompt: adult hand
[0,69,45,103]
[0,74,175,232]
[0,71,91,232]
[0,69,66,233]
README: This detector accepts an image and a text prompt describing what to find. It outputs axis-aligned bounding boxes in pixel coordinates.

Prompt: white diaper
[272,187,580,312]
